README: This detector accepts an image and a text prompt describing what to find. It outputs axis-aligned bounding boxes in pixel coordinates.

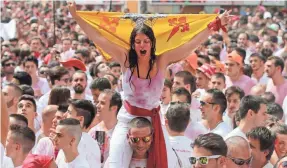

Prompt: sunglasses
[189,155,221,165]
[228,156,252,166]
[128,134,152,144]
[200,100,216,106]
[5,63,16,67]
[279,161,287,168]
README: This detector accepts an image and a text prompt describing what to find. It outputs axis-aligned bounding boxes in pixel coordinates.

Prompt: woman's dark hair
[125,24,156,85]
[48,86,71,105]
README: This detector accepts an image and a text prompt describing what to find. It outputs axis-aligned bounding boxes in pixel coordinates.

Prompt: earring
[132,45,135,50]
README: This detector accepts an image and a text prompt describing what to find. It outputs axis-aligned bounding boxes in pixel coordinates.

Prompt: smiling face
[128,127,152,159]
[134,33,152,60]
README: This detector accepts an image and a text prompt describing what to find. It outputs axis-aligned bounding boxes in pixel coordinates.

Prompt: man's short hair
[18,94,37,111]
[6,83,23,97]
[164,79,172,90]
[250,53,266,63]
[90,77,111,90]
[174,71,196,93]
[269,123,287,135]
[225,136,250,156]
[101,89,122,114]
[58,118,82,145]
[69,99,96,129]
[19,85,34,96]
[1,56,12,66]
[206,89,227,114]
[48,66,69,85]
[238,95,267,119]
[261,92,276,103]
[235,47,246,62]
[75,48,89,58]
[243,64,253,77]
[72,70,87,81]
[267,56,285,72]
[22,55,39,68]
[193,133,227,156]
[246,127,275,160]
[212,72,226,83]
[166,103,190,132]
[128,117,152,132]
[108,62,121,69]
[249,34,259,43]
[58,103,69,113]
[9,114,28,127]
[172,87,191,104]
[13,72,32,86]
[9,124,35,154]
[267,103,284,120]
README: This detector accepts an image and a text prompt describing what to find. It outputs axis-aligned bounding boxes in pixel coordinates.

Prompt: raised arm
[160,10,232,67]
[67,2,127,65]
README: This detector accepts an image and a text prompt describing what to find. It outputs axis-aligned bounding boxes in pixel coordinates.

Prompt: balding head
[226,136,251,156]
[250,84,266,96]
[225,136,252,168]
[42,105,58,123]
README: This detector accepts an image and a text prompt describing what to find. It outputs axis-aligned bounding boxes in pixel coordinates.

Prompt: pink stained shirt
[266,79,287,106]
[225,75,256,95]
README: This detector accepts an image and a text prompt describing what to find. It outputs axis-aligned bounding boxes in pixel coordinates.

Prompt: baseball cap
[227,51,243,67]
[197,64,216,79]
[268,24,279,32]
[185,52,198,70]
[60,58,86,71]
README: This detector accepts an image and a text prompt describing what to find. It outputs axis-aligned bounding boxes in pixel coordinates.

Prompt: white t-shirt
[33,137,54,157]
[35,77,50,95]
[129,158,147,168]
[184,122,208,143]
[87,122,114,165]
[251,73,270,85]
[56,133,101,168]
[274,48,286,57]
[169,136,193,168]
[222,113,234,130]
[1,143,4,164]
[224,127,247,140]
[56,154,90,168]
[2,156,14,168]
[210,121,232,138]
[263,161,273,168]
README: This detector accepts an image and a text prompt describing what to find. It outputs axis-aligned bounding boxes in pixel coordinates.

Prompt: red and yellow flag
[77,11,218,59]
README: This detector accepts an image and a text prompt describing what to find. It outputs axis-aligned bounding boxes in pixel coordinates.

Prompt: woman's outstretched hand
[67,0,77,17]
[218,10,233,26]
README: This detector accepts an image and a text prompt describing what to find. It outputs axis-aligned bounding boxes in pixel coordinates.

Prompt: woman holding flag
[68,1,232,167]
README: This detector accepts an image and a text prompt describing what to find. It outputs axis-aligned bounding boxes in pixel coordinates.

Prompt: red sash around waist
[124,101,168,168]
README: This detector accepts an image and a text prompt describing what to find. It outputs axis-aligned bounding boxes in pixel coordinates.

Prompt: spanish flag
[76,11,218,59]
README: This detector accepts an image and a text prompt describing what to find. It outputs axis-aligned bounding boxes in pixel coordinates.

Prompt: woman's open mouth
[140,50,147,55]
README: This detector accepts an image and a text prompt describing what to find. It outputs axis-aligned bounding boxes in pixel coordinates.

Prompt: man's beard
[74,85,85,94]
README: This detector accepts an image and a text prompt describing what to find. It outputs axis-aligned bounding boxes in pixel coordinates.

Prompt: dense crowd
[1,1,287,168]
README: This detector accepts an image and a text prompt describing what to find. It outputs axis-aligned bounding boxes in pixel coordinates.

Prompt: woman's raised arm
[160,10,232,67]
[68,1,127,64]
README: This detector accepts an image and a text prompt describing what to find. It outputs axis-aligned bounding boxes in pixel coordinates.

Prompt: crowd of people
[1,0,287,168]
